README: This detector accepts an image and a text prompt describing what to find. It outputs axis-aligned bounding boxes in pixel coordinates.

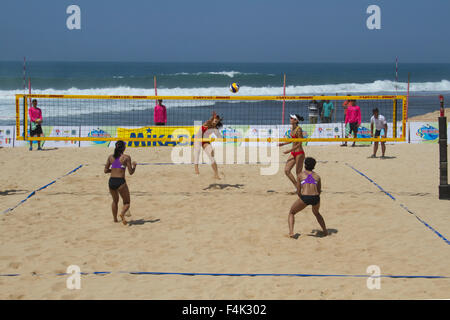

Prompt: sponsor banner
[211,125,249,147]
[384,122,406,144]
[278,124,316,146]
[80,126,117,147]
[4,122,448,147]
[0,126,14,147]
[43,126,79,147]
[14,125,53,147]
[241,126,276,147]
[410,122,439,144]
[355,123,372,145]
[117,126,195,148]
[308,123,342,146]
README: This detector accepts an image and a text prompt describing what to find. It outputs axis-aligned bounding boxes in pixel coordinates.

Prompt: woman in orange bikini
[279,114,305,192]
[194,111,223,179]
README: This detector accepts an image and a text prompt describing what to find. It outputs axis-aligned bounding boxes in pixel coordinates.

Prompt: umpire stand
[439,95,450,200]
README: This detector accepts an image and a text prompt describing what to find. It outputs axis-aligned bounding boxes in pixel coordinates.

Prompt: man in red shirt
[154,99,167,126]
[28,99,44,151]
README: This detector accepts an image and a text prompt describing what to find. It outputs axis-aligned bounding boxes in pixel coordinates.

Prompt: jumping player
[104,141,137,225]
[288,157,328,238]
[279,114,305,192]
[194,111,223,179]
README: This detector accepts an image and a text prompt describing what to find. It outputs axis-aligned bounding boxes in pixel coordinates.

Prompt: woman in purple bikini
[288,157,328,238]
[104,141,137,225]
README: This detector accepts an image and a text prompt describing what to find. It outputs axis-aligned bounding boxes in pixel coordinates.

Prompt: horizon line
[2,60,450,64]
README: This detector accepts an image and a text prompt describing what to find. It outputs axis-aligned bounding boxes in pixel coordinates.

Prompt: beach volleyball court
[0,144,449,299]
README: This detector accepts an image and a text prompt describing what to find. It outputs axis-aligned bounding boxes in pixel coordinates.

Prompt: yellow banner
[117,126,197,147]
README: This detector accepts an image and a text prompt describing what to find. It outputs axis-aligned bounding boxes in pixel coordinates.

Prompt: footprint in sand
[51,282,66,292]
[8,262,21,269]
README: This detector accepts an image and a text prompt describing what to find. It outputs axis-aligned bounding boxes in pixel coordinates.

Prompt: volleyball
[229,83,240,93]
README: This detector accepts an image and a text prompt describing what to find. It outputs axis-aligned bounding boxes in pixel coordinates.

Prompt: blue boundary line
[0,271,448,279]
[135,161,330,166]
[345,163,450,245]
[1,165,84,215]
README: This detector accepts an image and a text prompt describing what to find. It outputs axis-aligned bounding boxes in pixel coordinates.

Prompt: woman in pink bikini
[104,141,137,225]
[279,114,306,192]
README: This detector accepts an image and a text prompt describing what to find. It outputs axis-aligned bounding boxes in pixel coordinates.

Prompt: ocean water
[0,61,449,124]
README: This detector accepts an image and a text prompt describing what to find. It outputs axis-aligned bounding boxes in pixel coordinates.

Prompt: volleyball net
[15,94,407,144]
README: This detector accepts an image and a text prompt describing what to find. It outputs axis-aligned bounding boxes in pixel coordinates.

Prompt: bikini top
[301,173,317,185]
[111,157,125,170]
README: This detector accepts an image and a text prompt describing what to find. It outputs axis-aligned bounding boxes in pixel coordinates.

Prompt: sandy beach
[0,143,449,299]
[409,108,450,121]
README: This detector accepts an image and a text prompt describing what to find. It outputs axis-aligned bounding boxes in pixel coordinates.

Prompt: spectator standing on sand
[321,100,334,123]
[29,99,44,151]
[370,108,388,158]
[341,99,361,147]
[154,99,167,126]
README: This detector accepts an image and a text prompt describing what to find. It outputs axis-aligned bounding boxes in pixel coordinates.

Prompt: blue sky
[1,0,449,62]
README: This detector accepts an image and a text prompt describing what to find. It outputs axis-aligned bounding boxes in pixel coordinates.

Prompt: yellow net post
[392,99,397,139]
[15,96,20,139]
[24,96,28,140]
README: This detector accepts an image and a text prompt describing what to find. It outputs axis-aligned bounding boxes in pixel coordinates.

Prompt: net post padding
[392,99,397,138]
[23,96,28,140]
[15,96,20,139]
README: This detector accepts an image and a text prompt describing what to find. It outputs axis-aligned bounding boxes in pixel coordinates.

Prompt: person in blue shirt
[321,100,334,123]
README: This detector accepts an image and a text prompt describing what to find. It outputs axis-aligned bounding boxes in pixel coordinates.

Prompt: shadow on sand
[128,218,161,226]
[0,189,29,196]
[307,228,338,238]
[203,184,244,190]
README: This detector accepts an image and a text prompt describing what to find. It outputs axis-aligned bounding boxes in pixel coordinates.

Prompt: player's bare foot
[120,214,128,225]
[317,230,328,237]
